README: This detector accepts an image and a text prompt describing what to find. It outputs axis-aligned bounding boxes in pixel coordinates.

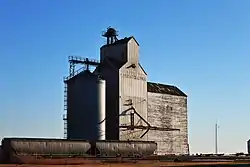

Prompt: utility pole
[215,121,218,154]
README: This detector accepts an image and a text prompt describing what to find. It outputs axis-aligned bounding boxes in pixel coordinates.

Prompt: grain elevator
[63,27,189,155]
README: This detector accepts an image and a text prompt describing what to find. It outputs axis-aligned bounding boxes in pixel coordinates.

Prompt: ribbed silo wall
[1,138,91,164]
[1,138,157,164]
[95,140,157,157]
[67,70,106,140]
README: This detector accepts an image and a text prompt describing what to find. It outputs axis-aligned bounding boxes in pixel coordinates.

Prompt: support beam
[119,106,180,138]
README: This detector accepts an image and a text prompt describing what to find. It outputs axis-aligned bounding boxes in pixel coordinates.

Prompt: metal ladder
[63,83,68,139]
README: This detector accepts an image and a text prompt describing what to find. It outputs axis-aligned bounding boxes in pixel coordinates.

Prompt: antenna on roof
[102,27,118,45]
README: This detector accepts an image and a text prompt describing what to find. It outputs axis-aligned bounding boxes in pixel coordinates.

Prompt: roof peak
[100,36,140,49]
[101,36,135,48]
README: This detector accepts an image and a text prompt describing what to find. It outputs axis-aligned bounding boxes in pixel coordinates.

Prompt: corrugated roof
[147,82,187,97]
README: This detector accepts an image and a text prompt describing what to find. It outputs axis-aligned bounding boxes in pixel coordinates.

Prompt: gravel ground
[1,162,250,167]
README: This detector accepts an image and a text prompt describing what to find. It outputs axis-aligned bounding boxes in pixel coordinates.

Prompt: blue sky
[0,0,250,154]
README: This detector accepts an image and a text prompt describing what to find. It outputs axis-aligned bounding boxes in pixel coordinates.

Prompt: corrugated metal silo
[66,70,106,140]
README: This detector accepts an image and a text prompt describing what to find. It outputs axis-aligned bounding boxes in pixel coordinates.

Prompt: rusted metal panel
[147,92,188,155]
[2,138,91,156]
[95,141,157,157]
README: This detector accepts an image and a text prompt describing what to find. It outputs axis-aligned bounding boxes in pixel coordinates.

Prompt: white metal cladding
[147,92,188,155]
[97,79,106,140]
[118,39,148,141]
[4,139,91,155]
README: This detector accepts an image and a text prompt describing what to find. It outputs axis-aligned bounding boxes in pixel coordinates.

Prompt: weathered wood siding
[127,38,139,64]
[119,38,148,140]
[119,64,147,140]
[99,36,188,151]
[147,92,188,155]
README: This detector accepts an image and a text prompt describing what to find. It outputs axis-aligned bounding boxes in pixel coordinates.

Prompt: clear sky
[0,0,250,154]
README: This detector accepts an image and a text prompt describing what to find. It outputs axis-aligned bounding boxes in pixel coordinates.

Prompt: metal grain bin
[2,138,91,157]
[66,70,106,140]
[95,140,157,157]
